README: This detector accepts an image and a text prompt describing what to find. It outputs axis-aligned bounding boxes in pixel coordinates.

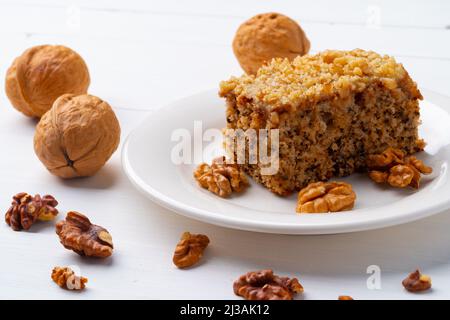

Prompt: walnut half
[51,266,88,291]
[296,181,356,213]
[5,192,58,231]
[367,148,432,189]
[233,269,304,300]
[173,232,210,268]
[402,270,432,293]
[194,156,248,197]
[56,211,113,258]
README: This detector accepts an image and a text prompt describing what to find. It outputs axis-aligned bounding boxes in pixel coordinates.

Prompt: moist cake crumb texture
[219,49,425,196]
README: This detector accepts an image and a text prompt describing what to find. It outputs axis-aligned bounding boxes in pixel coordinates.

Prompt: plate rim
[121,88,450,234]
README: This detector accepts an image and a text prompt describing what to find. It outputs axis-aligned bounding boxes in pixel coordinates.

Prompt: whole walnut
[233,13,310,75]
[5,45,90,118]
[34,94,120,178]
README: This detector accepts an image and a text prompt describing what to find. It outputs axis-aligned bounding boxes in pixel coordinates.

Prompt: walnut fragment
[173,232,210,268]
[233,269,303,300]
[5,192,58,231]
[56,211,113,258]
[194,156,248,197]
[51,266,88,291]
[33,93,121,179]
[338,295,354,300]
[296,181,356,213]
[367,148,432,189]
[402,270,432,293]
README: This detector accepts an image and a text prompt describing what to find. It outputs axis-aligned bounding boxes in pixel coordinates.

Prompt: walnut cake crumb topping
[220,49,422,111]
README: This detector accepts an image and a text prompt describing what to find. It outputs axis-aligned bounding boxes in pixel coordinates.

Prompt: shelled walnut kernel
[367,148,432,189]
[5,192,58,231]
[338,295,354,300]
[194,156,248,197]
[402,270,432,293]
[234,269,303,300]
[296,181,356,213]
[173,232,210,268]
[56,211,113,258]
[51,266,87,291]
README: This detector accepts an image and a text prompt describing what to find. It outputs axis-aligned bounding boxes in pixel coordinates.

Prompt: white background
[0,0,449,299]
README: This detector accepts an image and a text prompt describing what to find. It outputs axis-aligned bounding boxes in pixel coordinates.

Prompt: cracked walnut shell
[56,211,113,258]
[173,232,210,268]
[367,148,432,189]
[5,45,90,118]
[194,156,248,197]
[233,13,310,74]
[5,192,58,231]
[233,269,303,300]
[402,270,431,293]
[51,266,88,291]
[34,94,120,178]
[296,181,356,213]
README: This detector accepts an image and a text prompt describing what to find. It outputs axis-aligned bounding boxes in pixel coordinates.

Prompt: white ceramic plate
[122,89,450,234]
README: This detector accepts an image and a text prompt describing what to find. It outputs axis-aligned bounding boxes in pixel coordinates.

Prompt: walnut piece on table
[173,232,210,268]
[402,269,432,293]
[51,266,88,291]
[367,148,432,189]
[194,156,249,197]
[296,181,356,213]
[56,211,113,258]
[233,269,303,300]
[5,192,58,231]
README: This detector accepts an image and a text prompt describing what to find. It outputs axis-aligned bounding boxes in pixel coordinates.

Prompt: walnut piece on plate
[194,156,248,197]
[51,266,88,291]
[296,181,356,213]
[173,232,210,268]
[367,148,432,189]
[56,211,113,258]
[5,192,58,231]
[234,269,303,300]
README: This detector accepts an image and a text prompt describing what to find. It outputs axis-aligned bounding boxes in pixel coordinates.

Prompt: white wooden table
[1,0,449,300]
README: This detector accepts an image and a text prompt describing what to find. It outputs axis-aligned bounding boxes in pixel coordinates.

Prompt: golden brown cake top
[220,49,422,111]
